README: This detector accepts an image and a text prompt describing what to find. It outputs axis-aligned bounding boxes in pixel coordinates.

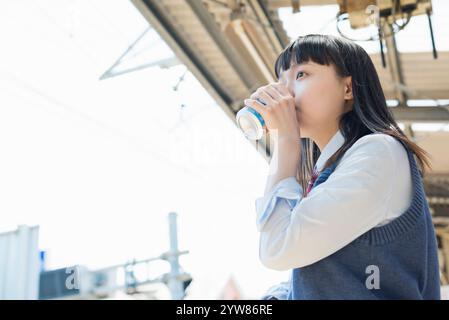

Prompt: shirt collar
[314,129,345,173]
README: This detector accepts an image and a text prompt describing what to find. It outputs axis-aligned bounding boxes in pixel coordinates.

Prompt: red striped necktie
[305,169,319,196]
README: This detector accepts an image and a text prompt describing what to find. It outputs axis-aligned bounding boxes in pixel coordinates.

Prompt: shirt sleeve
[260,280,291,300]
[254,176,303,232]
[257,134,399,271]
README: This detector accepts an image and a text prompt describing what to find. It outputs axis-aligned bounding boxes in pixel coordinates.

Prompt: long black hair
[274,34,432,193]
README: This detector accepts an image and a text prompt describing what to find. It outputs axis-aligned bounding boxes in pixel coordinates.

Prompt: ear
[343,76,353,101]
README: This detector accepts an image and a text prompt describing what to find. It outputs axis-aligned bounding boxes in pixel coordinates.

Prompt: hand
[244,82,301,142]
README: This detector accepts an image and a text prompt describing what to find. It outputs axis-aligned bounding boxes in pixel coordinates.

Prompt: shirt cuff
[255,176,302,232]
[260,281,291,300]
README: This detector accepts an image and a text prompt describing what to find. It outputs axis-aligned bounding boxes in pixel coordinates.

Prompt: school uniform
[256,130,440,299]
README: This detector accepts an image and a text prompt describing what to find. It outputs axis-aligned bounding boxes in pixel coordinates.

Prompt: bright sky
[0,0,447,299]
[0,0,283,299]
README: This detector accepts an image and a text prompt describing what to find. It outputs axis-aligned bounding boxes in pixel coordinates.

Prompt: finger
[243,98,268,118]
[258,91,276,106]
[264,85,283,101]
[272,83,291,97]
[249,85,270,100]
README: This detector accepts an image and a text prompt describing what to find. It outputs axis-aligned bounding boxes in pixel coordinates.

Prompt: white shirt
[255,130,413,275]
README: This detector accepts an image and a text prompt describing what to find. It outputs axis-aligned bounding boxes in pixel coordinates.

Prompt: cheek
[294,82,326,118]
[295,77,343,117]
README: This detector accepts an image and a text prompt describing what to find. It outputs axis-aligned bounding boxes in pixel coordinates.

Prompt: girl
[245,34,440,300]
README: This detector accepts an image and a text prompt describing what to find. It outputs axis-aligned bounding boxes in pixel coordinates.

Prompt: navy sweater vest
[287,134,441,299]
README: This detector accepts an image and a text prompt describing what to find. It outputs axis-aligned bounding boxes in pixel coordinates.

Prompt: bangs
[274,34,345,79]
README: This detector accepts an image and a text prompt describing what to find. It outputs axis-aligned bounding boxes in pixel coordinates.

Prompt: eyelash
[296,71,306,79]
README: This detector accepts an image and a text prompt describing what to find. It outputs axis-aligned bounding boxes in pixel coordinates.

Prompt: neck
[312,126,339,152]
